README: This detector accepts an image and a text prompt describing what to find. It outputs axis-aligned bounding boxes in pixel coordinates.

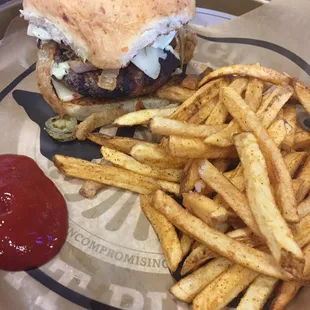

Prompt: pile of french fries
[54,63,310,310]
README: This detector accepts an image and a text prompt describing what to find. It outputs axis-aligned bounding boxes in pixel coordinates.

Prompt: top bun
[22,0,196,70]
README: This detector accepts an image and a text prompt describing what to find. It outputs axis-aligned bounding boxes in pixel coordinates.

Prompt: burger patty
[59,51,180,98]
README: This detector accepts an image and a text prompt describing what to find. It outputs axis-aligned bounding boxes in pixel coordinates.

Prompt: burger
[21,0,197,121]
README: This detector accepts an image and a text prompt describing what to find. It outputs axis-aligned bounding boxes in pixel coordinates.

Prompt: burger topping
[27,24,52,41]
[52,61,70,79]
[52,78,83,101]
[97,69,120,91]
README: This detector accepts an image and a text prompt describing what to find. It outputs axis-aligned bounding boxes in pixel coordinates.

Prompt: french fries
[54,155,161,194]
[76,108,125,140]
[234,132,304,276]
[183,193,229,226]
[236,275,278,310]
[199,160,261,236]
[170,78,228,121]
[153,190,292,280]
[170,257,233,303]
[199,63,291,87]
[193,264,259,310]
[150,117,226,138]
[140,195,182,272]
[168,136,238,159]
[53,62,310,310]
[130,143,187,169]
[222,87,298,223]
[100,146,182,182]
[87,133,156,154]
[113,106,177,126]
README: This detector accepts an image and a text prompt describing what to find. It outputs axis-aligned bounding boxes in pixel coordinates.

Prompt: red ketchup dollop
[0,154,68,271]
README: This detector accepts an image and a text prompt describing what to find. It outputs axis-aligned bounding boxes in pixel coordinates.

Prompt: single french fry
[244,77,264,112]
[294,81,310,115]
[294,126,310,150]
[237,275,278,310]
[295,155,310,203]
[79,159,108,198]
[293,213,310,248]
[100,146,181,182]
[53,155,161,194]
[153,190,292,280]
[183,193,229,226]
[149,117,226,138]
[156,84,196,103]
[222,87,298,223]
[281,104,297,151]
[168,136,238,159]
[267,119,287,147]
[193,264,259,310]
[235,132,304,276]
[157,180,181,196]
[171,78,228,121]
[199,63,291,88]
[130,144,187,169]
[113,107,177,126]
[187,97,218,124]
[180,234,194,257]
[171,257,233,303]
[205,78,248,125]
[270,281,301,310]
[211,158,230,173]
[199,160,261,236]
[284,152,307,178]
[76,108,125,140]
[297,195,310,219]
[87,133,156,154]
[180,159,201,193]
[140,195,182,272]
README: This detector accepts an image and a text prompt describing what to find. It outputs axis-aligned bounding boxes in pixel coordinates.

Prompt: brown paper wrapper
[0,1,309,309]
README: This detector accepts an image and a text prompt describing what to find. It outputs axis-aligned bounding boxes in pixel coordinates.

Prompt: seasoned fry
[294,213,310,248]
[180,159,201,193]
[222,87,298,223]
[297,195,310,219]
[100,146,181,182]
[130,143,187,169]
[187,97,218,124]
[53,155,161,194]
[180,234,194,257]
[270,281,301,310]
[183,193,229,226]
[294,81,310,115]
[150,117,226,138]
[87,133,156,154]
[237,275,278,310]
[235,132,304,276]
[181,74,201,90]
[294,126,310,150]
[199,160,261,236]
[295,155,310,203]
[168,136,238,159]
[211,159,230,172]
[181,227,261,276]
[156,84,195,103]
[284,152,307,178]
[157,180,181,196]
[171,257,233,303]
[193,264,259,310]
[267,119,287,147]
[244,77,264,111]
[140,195,182,272]
[113,107,177,126]
[153,190,292,280]
[76,108,125,140]
[199,64,291,87]
[205,78,248,125]
[282,104,297,151]
[79,159,108,198]
[170,78,228,121]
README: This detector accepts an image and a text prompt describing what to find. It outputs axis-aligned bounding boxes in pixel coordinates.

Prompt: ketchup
[0,154,68,271]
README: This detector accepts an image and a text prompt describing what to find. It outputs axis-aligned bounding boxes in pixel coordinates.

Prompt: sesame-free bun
[22,0,196,70]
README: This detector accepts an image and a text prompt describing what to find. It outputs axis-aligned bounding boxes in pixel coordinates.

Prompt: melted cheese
[52,62,70,80]
[27,24,52,40]
[52,79,82,102]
